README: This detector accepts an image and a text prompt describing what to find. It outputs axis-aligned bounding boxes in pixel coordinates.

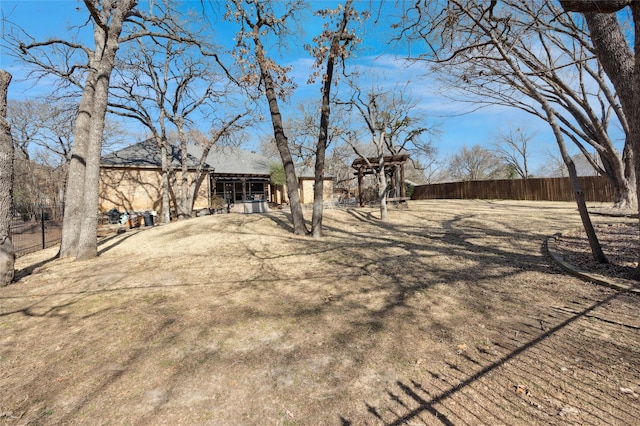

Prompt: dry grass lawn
[1,200,639,425]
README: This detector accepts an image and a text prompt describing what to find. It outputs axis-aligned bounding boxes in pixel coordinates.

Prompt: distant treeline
[411,176,614,202]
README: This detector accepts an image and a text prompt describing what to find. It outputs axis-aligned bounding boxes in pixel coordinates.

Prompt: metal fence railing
[10,204,64,257]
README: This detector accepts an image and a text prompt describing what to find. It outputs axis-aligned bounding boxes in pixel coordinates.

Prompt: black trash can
[107,208,121,224]
[142,211,154,227]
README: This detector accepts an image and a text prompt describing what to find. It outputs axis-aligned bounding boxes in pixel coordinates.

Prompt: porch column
[242,177,247,201]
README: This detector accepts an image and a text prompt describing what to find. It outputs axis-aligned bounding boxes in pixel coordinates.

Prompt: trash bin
[142,211,154,227]
[128,213,140,229]
[107,208,121,224]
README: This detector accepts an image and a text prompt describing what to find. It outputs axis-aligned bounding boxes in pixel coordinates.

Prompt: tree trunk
[253,39,307,235]
[311,0,354,238]
[0,70,14,286]
[178,126,190,220]
[570,6,640,273]
[378,172,389,221]
[59,1,135,259]
[59,72,94,258]
[160,137,172,223]
[311,55,333,238]
[564,146,609,263]
[76,64,112,260]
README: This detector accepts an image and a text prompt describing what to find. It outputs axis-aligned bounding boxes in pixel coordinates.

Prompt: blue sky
[1,0,579,176]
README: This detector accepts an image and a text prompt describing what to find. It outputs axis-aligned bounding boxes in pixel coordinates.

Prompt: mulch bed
[553,209,639,287]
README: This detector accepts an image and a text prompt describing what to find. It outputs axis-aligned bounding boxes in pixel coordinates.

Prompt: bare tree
[0,70,14,286]
[449,144,505,181]
[341,80,435,220]
[399,0,635,209]
[397,0,608,262]
[305,0,364,237]
[538,148,568,178]
[493,128,535,179]
[5,0,140,260]
[4,0,209,259]
[109,33,250,221]
[225,0,309,235]
[559,0,640,275]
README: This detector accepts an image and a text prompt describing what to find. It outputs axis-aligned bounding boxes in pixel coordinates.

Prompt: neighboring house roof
[101,139,207,169]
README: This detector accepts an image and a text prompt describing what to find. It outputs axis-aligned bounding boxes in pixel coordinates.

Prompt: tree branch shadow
[346,287,637,425]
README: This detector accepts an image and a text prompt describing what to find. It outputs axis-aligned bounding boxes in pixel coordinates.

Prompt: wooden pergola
[351,154,410,207]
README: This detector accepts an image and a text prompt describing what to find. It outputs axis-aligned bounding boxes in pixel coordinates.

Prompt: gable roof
[102,140,335,179]
[101,139,207,169]
[101,140,274,175]
[189,145,272,176]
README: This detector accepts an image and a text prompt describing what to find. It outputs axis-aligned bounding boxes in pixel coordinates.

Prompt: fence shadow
[346,286,639,424]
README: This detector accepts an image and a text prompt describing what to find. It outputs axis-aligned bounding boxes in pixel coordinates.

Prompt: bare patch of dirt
[1,200,639,425]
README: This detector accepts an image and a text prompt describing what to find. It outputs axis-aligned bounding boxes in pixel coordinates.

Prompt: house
[99,139,334,216]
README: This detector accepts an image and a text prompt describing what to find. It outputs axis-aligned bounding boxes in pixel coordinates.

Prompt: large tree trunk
[59,72,94,258]
[0,70,14,286]
[76,64,112,260]
[597,145,637,209]
[59,1,135,259]
[564,5,640,273]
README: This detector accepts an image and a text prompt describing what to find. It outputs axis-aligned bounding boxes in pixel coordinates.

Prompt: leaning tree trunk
[254,38,307,235]
[552,114,608,263]
[477,7,609,263]
[0,70,14,286]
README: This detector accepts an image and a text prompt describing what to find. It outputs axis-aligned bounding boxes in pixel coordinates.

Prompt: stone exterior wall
[298,178,334,205]
[99,167,209,214]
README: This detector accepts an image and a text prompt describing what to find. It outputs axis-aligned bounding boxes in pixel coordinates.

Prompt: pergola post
[352,154,410,206]
[400,163,406,198]
[390,167,397,198]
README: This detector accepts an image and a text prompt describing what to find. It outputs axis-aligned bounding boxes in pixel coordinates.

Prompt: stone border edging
[546,229,640,294]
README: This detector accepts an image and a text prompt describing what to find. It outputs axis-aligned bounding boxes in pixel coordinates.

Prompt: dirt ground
[1,200,638,425]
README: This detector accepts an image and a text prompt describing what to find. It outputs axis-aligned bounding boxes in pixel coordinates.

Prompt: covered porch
[209,173,272,213]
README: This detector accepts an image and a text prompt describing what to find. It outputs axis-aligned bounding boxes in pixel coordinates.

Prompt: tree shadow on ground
[341,286,640,424]
[3,201,638,424]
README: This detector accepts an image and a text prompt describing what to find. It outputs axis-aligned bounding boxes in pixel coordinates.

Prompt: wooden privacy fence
[411,176,615,202]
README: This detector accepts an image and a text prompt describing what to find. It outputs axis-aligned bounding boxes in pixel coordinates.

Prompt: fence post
[40,203,45,249]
